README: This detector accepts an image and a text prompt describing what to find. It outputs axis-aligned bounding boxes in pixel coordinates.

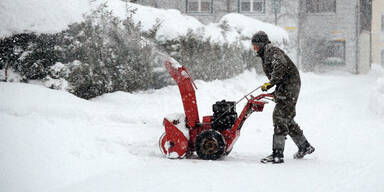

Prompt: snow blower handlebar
[236,86,262,105]
[211,86,274,125]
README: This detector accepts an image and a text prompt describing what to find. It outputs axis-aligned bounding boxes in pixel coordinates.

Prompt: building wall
[298,0,361,73]
[372,0,384,67]
[138,0,297,25]
[186,0,229,24]
[359,30,370,73]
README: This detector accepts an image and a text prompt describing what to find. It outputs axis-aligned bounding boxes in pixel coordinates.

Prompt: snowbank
[369,65,384,117]
[0,0,288,46]
[0,0,90,36]
[373,78,384,115]
[219,13,289,44]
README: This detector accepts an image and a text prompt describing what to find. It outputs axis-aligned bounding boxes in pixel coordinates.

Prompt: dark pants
[273,99,303,137]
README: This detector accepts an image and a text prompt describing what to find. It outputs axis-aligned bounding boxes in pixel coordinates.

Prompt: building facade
[135,0,371,73]
[372,0,384,67]
[298,0,371,73]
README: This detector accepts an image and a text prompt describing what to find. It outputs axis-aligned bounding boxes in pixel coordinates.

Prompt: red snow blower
[159,60,274,160]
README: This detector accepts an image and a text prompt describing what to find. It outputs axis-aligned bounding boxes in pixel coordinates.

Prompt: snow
[369,65,384,117]
[0,0,90,36]
[1,65,384,192]
[164,113,189,140]
[163,141,180,159]
[50,62,65,73]
[0,68,23,82]
[41,76,69,90]
[219,13,289,44]
[0,0,288,47]
[169,57,182,69]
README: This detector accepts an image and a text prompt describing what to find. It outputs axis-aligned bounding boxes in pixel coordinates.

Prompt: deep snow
[1,65,384,192]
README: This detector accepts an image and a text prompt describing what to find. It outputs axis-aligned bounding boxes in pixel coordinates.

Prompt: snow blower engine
[159,60,274,160]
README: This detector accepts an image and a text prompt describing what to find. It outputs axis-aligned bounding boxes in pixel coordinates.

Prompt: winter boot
[291,135,315,159]
[260,135,285,164]
[260,149,284,164]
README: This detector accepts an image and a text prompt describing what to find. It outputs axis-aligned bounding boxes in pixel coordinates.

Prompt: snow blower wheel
[158,132,167,155]
[195,130,226,160]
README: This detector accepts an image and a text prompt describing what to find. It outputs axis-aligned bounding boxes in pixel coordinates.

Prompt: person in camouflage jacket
[251,31,315,164]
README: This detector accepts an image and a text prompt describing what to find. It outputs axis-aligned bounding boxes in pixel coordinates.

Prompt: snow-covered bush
[0,4,163,99]
[60,4,157,98]
[157,30,259,81]
[0,33,60,80]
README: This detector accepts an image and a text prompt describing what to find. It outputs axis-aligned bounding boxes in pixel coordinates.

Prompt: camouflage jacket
[259,43,301,102]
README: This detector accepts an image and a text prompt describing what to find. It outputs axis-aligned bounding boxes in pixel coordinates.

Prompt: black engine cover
[211,100,237,131]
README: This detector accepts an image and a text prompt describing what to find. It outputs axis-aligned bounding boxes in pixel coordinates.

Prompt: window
[323,40,346,65]
[186,0,212,13]
[272,0,281,14]
[306,0,336,13]
[239,0,265,13]
[381,15,384,32]
[381,50,384,67]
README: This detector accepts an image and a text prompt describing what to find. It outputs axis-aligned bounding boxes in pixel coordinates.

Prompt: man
[251,31,315,164]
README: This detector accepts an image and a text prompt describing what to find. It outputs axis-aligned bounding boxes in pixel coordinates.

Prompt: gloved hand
[261,82,273,91]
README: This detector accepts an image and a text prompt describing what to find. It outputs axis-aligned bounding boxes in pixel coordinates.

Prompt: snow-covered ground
[1,65,384,192]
